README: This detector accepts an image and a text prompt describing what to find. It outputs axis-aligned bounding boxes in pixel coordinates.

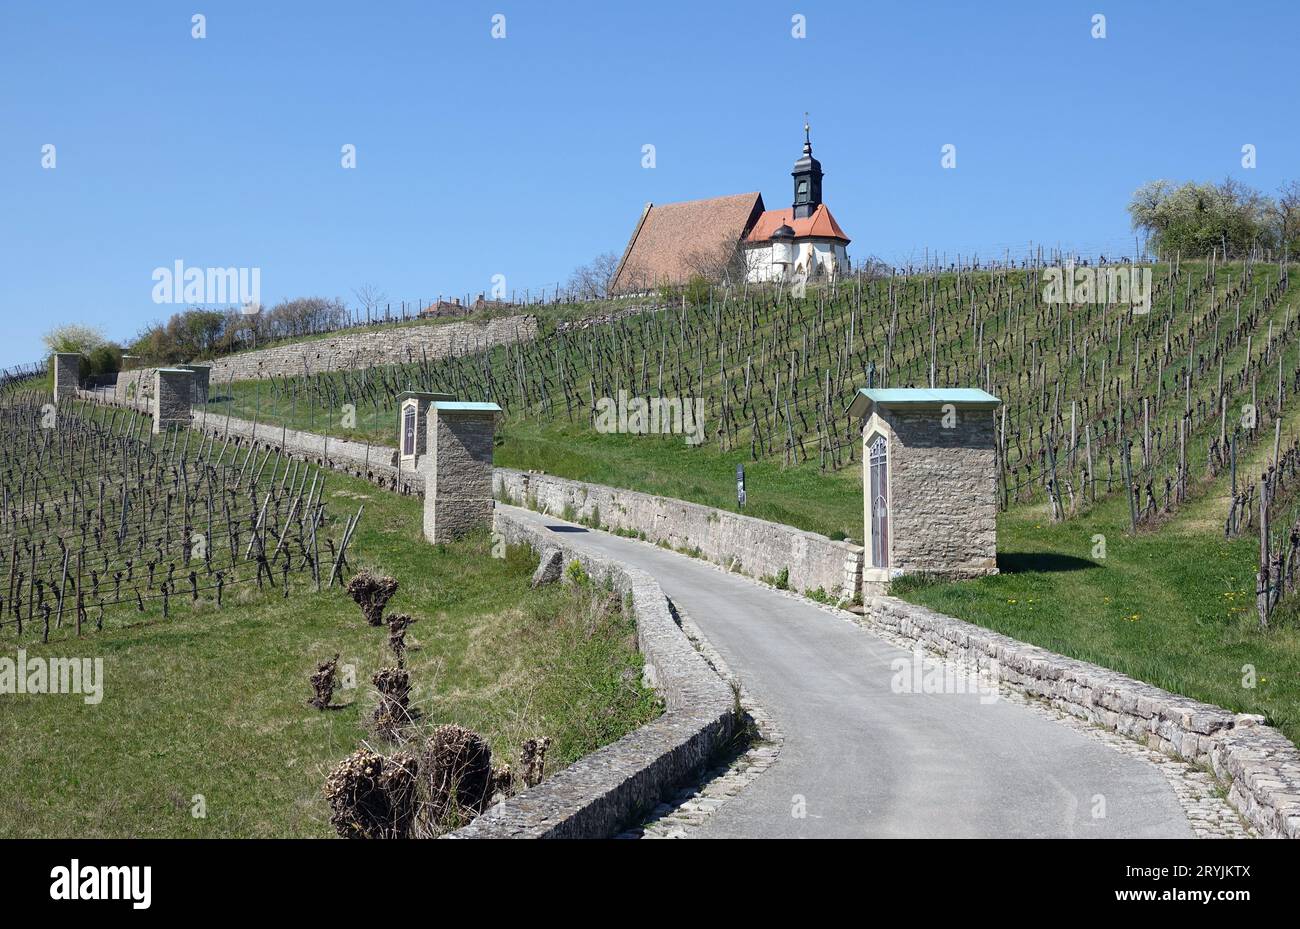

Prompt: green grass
[0,469,659,838]
[893,489,1300,745]
[496,420,864,539]
[197,261,1300,753]
[202,390,866,539]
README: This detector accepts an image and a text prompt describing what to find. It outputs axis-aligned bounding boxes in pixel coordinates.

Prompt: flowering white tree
[42,324,107,355]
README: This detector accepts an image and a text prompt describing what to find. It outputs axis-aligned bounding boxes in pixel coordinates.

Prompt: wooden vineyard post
[1122,439,1138,533]
[328,506,363,588]
[1258,478,1271,628]
[56,548,69,629]
[76,551,83,637]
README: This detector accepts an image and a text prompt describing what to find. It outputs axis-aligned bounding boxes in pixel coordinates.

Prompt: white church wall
[744,244,783,283]
[743,238,849,284]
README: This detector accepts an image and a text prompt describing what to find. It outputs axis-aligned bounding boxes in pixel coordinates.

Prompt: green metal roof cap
[846,387,1001,418]
[432,401,501,413]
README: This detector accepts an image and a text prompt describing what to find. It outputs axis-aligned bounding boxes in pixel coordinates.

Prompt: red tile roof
[745,204,850,244]
[611,192,765,294]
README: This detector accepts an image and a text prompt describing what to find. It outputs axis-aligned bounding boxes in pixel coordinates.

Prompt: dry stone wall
[450,507,737,838]
[78,386,426,495]
[66,385,1300,837]
[204,314,538,381]
[495,468,864,601]
[104,368,156,406]
[869,595,1300,838]
[194,414,426,496]
[72,393,863,601]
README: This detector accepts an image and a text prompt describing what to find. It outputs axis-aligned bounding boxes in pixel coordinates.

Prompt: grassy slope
[202,263,1300,748]
[496,420,864,539]
[0,469,658,838]
[208,382,866,540]
[896,488,1300,744]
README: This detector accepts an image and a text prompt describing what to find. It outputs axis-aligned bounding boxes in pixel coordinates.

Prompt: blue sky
[1,0,1295,367]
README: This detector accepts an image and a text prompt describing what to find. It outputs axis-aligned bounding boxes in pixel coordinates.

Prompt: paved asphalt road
[507,506,1194,838]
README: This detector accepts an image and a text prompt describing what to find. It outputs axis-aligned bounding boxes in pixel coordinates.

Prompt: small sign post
[736,463,746,508]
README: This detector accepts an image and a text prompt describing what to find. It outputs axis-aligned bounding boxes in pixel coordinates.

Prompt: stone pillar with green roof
[846,387,1002,593]
[153,368,195,433]
[423,401,501,543]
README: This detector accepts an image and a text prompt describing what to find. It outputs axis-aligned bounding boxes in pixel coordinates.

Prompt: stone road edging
[73,388,1294,837]
[449,507,738,838]
[869,595,1300,838]
[495,467,864,604]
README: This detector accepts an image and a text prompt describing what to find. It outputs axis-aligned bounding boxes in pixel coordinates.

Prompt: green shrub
[804,587,835,605]
[566,560,589,586]
[85,344,123,377]
[684,275,711,307]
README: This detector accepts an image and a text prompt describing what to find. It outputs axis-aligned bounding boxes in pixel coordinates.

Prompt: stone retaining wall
[495,468,864,602]
[110,368,155,404]
[204,314,539,381]
[66,385,1300,837]
[450,507,737,838]
[190,413,425,496]
[74,388,425,495]
[869,595,1300,839]
[71,395,862,604]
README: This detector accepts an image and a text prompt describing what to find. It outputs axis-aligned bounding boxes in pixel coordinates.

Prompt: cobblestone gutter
[450,508,738,838]
[870,595,1300,839]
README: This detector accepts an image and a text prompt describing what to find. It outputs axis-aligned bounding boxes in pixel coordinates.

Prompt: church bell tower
[791,115,823,220]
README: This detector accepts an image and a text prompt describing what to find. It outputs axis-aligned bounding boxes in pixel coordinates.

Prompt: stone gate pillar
[423,401,501,543]
[153,368,195,433]
[397,390,454,471]
[847,387,1002,593]
[52,352,82,404]
[178,364,212,404]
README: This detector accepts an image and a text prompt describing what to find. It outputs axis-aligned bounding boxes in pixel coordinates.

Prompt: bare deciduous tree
[352,282,387,321]
[566,252,621,300]
[681,238,748,286]
[1278,181,1300,255]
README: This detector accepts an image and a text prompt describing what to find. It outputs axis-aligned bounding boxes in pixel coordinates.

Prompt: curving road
[505,505,1194,838]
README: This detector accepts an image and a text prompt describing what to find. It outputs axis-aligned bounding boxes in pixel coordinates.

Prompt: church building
[610,123,852,294]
